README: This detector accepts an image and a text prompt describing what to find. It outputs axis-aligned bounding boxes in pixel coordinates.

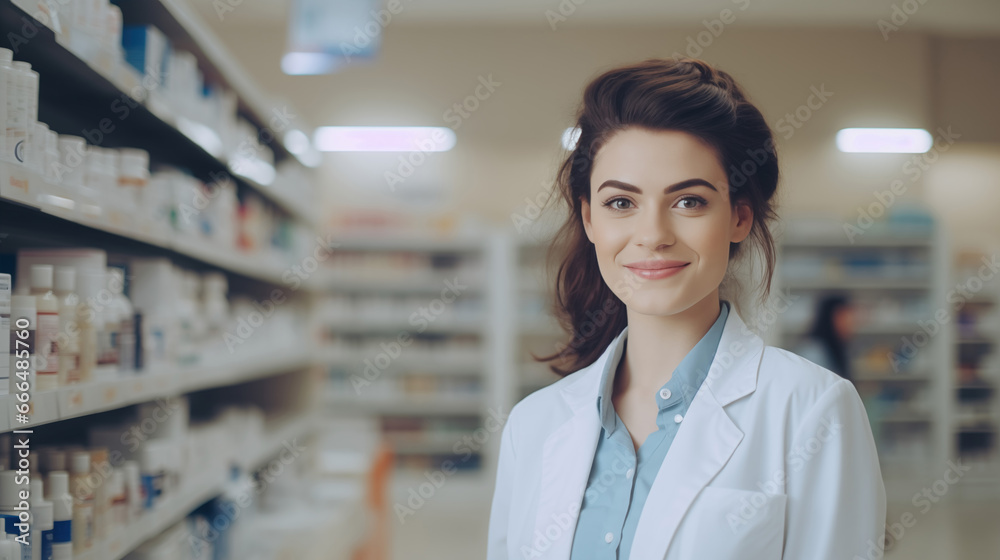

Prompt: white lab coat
[487,306,886,560]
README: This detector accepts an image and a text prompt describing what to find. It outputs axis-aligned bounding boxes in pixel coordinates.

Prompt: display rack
[318,232,501,473]
[514,237,564,401]
[774,220,952,499]
[950,249,1000,494]
[1,0,319,226]
[0,1,356,558]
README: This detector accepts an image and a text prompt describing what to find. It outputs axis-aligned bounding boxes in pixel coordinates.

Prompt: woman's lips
[623,261,690,280]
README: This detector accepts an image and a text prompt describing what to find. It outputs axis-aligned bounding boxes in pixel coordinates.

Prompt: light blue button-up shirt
[569,300,730,559]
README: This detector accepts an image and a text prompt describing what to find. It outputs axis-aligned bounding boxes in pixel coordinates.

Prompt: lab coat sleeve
[487,411,517,560]
[781,377,887,560]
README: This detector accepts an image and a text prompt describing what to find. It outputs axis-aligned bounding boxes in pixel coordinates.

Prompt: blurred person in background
[795,294,857,382]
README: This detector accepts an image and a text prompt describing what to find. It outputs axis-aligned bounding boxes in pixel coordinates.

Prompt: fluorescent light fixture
[562,127,581,151]
[282,52,341,75]
[836,128,933,153]
[313,126,456,152]
[284,129,311,155]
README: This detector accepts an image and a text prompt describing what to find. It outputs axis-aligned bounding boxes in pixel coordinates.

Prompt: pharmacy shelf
[776,224,952,482]
[327,233,489,253]
[320,349,483,375]
[112,0,299,162]
[76,411,321,560]
[0,345,317,433]
[0,192,322,290]
[320,273,487,294]
[0,0,319,226]
[780,278,932,291]
[326,392,483,415]
[323,317,485,335]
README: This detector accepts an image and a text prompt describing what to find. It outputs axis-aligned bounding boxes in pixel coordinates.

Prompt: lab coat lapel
[629,306,766,559]
[532,328,627,560]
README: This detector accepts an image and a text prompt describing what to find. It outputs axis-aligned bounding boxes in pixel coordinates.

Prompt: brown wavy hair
[537,57,780,376]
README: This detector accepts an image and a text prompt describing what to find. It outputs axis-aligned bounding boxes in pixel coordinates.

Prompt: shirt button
[674,414,684,423]
[659,388,672,399]
[604,532,614,544]
[626,468,634,480]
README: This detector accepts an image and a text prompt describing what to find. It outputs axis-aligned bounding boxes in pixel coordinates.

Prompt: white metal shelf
[0,180,323,290]
[325,392,483,415]
[5,0,319,225]
[775,223,952,483]
[76,412,320,560]
[0,345,317,433]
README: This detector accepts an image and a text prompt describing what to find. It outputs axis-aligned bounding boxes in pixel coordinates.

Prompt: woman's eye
[604,198,633,210]
[676,196,705,210]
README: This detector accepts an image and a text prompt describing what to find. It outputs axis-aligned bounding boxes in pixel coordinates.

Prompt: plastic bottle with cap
[107,268,134,374]
[10,61,38,170]
[29,265,59,392]
[68,452,92,553]
[122,461,141,524]
[8,295,35,410]
[52,269,78,388]
[0,470,31,560]
[74,270,102,385]
[1,272,11,398]
[0,48,12,159]
[29,478,52,560]
[88,448,108,542]
[44,472,70,560]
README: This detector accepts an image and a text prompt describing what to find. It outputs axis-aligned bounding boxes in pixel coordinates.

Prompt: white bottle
[0,273,10,396]
[68,452,92,553]
[74,270,102,384]
[0,49,11,159]
[94,268,119,378]
[8,296,35,407]
[9,61,38,168]
[29,478,52,560]
[107,268,134,374]
[0,531,14,560]
[57,136,90,218]
[52,269,79,388]
[0,470,30,560]
[122,461,141,524]
[44,472,70,560]
[29,266,59,392]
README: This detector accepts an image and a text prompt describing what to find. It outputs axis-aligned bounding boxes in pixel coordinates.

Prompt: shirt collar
[596,300,731,435]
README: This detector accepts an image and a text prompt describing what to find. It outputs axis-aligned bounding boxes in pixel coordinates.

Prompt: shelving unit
[318,233,502,473]
[1,0,319,226]
[0,1,362,558]
[950,250,1000,494]
[774,219,952,499]
[514,237,564,401]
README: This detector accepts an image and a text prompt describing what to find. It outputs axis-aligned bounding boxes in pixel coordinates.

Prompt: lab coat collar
[594,300,731,435]
[531,301,766,559]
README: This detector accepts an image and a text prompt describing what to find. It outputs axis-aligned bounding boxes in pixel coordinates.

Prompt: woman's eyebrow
[596,178,718,194]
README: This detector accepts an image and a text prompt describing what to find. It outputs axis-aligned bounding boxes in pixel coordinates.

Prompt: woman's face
[581,127,753,316]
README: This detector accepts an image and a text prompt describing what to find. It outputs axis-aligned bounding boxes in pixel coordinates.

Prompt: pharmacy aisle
[0,0,374,558]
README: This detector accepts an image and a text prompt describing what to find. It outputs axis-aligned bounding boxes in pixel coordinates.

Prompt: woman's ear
[730,200,753,244]
[581,197,595,243]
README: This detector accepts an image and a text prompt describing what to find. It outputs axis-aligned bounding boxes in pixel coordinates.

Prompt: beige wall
[209,22,999,248]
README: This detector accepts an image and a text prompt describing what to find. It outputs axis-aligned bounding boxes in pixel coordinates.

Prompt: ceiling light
[313,126,456,152]
[836,128,933,153]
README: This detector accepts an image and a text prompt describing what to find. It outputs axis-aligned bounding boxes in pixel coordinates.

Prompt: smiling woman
[487,57,886,560]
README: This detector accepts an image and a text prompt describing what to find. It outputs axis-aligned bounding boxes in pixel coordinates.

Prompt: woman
[795,294,856,382]
[487,58,886,560]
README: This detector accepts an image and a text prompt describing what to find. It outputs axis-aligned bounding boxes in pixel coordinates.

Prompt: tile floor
[388,470,1000,559]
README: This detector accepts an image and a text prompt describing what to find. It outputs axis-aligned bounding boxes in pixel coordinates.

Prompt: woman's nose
[634,206,675,248]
